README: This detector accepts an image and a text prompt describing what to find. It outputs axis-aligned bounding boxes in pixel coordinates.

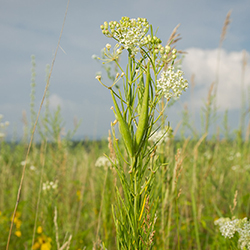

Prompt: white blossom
[215,217,250,250]
[157,66,188,100]
[95,156,111,168]
[149,128,171,145]
[42,180,58,191]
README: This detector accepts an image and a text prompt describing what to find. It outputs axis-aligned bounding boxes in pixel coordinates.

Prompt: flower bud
[106,43,111,50]
[165,45,171,53]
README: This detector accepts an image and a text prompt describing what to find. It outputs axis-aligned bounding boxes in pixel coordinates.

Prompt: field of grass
[1,128,250,249]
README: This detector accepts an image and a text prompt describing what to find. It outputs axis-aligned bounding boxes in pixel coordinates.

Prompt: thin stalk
[6,1,70,248]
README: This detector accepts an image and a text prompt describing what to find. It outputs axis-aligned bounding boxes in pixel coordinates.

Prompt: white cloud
[182,48,250,110]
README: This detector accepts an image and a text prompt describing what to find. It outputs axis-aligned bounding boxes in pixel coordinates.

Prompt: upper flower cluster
[101,17,149,56]
[157,66,188,100]
[100,17,166,57]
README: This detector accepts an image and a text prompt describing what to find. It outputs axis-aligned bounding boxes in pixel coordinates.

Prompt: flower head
[149,127,172,145]
[101,17,158,56]
[157,66,188,100]
[215,217,250,250]
[95,156,111,168]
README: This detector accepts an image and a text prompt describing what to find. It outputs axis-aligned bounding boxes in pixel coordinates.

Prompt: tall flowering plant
[95,17,188,249]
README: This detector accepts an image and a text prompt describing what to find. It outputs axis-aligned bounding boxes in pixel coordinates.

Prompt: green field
[1,129,250,249]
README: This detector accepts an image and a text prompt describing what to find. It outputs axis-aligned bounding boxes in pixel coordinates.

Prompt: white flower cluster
[101,17,153,57]
[215,217,250,250]
[214,217,239,238]
[0,114,10,139]
[157,66,188,100]
[149,128,171,145]
[95,156,111,168]
[42,180,58,191]
[238,219,250,250]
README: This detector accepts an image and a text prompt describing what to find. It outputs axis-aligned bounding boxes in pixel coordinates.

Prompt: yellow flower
[32,242,40,250]
[76,190,81,201]
[37,226,43,234]
[15,230,21,237]
[33,235,52,250]
[41,241,51,250]
[15,211,21,218]
[15,219,22,229]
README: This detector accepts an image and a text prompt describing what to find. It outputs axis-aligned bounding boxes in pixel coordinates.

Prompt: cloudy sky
[1,0,250,140]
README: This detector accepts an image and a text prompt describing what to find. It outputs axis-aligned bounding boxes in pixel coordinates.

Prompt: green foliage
[1,138,250,249]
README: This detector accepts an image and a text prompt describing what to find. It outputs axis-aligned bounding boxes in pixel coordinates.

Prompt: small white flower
[30,165,36,171]
[92,54,98,60]
[231,165,241,171]
[149,127,171,145]
[236,152,241,158]
[42,180,58,191]
[106,43,112,50]
[95,156,112,168]
[21,160,29,166]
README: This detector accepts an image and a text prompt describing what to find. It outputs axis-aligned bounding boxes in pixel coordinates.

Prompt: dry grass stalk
[54,207,73,250]
[219,10,232,47]
[246,121,250,142]
[108,129,116,161]
[164,24,184,71]
[230,190,238,215]
[6,1,70,249]
[167,23,181,47]
[207,82,215,107]
[31,141,47,248]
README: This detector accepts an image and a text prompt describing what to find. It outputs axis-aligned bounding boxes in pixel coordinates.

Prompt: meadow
[1,11,250,250]
[1,114,250,249]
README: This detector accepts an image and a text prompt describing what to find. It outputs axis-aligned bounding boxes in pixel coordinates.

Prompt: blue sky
[1,0,250,139]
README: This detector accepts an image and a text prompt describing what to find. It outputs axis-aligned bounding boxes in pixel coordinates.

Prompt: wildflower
[91,54,98,60]
[238,219,250,250]
[42,180,58,191]
[215,217,250,250]
[21,160,29,166]
[101,17,151,56]
[15,230,21,237]
[214,217,239,238]
[95,156,111,168]
[76,190,81,201]
[231,165,241,171]
[236,152,241,158]
[101,43,123,63]
[32,234,52,250]
[30,165,36,171]
[157,66,188,100]
[149,127,172,145]
[106,43,111,50]
[37,226,43,234]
